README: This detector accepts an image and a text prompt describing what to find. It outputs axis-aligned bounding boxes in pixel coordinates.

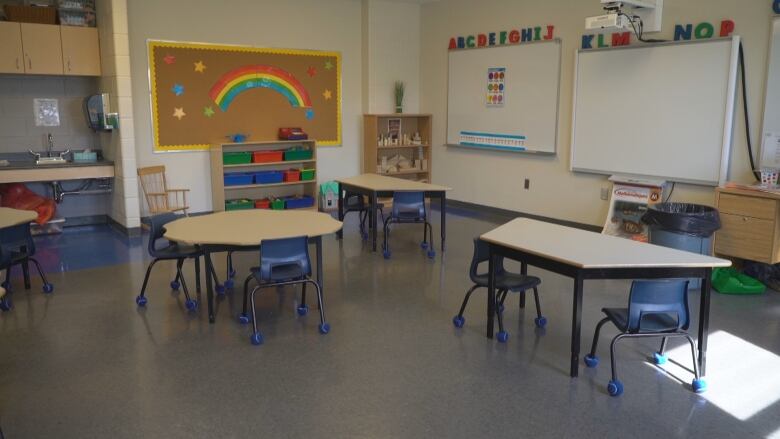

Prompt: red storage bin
[252,150,284,163]
[255,198,271,209]
[283,169,301,182]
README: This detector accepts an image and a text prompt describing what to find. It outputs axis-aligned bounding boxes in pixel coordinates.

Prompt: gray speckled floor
[1,209,779,438]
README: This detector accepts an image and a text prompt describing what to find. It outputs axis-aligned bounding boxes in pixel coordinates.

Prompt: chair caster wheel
[420,241,428,250]
[135,295,148,307]
[250,331,264,345]
[238,313,250,324]
[215,284,226,296]
[42,283,54,294]
[185,298,198,311]
[319,323,330,334]
[229,269,236,278]
[607,380,624,396]
[297,305,309,316]
[224,279,234,290]
[427,250,436,259]
[170,281,180,290]
[653,352,668,365]
[452,315,465,328]
[0,297,12,312]
[584,354,599,368]
[692,378,707,393]
[534,316,547,328]
[383,249,391,259]
[497,331,509,343]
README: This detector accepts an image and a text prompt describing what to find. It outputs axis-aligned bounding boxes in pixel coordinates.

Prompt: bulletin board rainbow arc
[147,40,342,151]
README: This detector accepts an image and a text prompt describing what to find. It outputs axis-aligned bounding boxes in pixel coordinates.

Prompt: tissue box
[73,151,97,162]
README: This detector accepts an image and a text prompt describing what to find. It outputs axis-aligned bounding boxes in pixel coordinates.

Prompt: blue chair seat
[472,272,541,292]
[250,264,306,283]
[152,243,201,259]
[602,308,680,333]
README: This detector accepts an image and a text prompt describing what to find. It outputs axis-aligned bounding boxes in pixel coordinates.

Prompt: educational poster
[486,67,505,107]
[148,40,342,151]
[761,132,780,169]
[603,181,664,242]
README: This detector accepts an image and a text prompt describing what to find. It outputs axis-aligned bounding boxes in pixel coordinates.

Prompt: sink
[35,156,68,165]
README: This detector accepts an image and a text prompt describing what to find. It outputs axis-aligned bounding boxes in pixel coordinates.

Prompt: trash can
[641,203,721,289]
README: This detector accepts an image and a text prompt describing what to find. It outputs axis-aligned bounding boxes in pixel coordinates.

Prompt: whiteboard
[447,40,561,154]
[571,37,740,186]
[760,17,780,169]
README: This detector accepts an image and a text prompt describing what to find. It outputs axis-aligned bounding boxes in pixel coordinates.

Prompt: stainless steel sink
[29,133,70,165]
[34,156,68,165]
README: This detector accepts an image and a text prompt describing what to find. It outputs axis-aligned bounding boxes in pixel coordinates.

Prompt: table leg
[336,183,344,239]
[371,192,378,252]
[315,236,323,300]
[486,247,496,338]
[698,268,712,376]
[440,193,446,251]
[21,258,30,290]
[519,262,527,308]
[570,274,584,377]
[204,250,215,323]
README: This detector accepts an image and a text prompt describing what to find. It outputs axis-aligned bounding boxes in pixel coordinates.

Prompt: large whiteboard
[571,37,740,186]
[447,40,561,154]
[761,17,780,169]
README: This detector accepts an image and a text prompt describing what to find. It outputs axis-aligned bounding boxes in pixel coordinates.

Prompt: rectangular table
[335,174,451,251]
[480,218,731,378]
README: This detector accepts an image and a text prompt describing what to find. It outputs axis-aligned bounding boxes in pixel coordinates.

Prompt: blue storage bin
[253,171,284,184]
[284,195,315,209]
[224,173,253,186]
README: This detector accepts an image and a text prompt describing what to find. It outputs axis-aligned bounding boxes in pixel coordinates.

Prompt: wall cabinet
[0,22,24,74]
[0,23,100,76]
[21,23,64,75]
[61,26,101,76]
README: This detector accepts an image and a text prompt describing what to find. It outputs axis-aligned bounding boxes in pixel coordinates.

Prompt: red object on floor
[0,183,56,225]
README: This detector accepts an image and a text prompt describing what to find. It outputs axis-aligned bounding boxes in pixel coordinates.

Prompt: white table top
[164,209,343,246]
[336,173,451,192]
[0,207,37,229]
[480,218,732,269]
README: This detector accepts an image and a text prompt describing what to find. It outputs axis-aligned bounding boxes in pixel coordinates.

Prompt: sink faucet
[47,133,54,157]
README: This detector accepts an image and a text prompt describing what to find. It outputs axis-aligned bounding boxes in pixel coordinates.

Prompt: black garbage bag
[641,203,721,237]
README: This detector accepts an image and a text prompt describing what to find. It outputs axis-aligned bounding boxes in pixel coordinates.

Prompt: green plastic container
[301,169,315,181]
[283,148,313,161]
[225,199,253,211]
[271,198,285,210]
[711,268,766,295]
[223,151,252,165]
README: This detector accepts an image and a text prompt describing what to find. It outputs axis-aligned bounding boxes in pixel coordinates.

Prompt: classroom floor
[1,209,779,438]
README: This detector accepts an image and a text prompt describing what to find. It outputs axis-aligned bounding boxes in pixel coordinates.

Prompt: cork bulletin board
[148,40,342,151]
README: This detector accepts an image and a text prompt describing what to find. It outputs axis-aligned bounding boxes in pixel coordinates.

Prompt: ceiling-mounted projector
[586,0,663,33]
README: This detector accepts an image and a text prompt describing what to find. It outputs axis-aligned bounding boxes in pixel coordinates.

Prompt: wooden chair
[137,166,189,216]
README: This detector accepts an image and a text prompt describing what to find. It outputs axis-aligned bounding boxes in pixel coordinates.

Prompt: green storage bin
[301,169,315,181]
[283,148,313,161]
[711,268,766,295]
[223,151,252,165]
[225,199,254,211]
[271,198,285,210]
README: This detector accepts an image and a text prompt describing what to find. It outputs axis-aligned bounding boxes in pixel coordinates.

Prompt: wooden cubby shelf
[363,114,432,183]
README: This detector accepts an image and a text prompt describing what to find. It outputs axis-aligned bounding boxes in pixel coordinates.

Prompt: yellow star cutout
[173,107,186,120]
[322,89,332,100]
[194,61,206,73]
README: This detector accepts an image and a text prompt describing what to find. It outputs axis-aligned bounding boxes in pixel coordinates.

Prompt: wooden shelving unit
[363,114,432,183]
[210,140,317,212]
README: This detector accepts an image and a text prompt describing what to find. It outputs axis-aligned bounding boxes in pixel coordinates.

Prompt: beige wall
[421,0,774,226]
[127,0,364,214]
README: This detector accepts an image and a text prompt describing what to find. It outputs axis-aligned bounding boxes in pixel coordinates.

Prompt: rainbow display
[209,65,312,112]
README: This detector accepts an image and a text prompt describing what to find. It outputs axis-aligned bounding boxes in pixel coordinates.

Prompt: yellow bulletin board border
[147,40,342,152]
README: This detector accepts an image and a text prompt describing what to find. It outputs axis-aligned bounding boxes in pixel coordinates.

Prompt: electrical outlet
[600,187,609,200]
[524,179,530,190]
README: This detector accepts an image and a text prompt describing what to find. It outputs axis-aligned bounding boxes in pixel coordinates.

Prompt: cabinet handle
[16,58,20,71]
[27,55,31,70]
[67,59,71,72]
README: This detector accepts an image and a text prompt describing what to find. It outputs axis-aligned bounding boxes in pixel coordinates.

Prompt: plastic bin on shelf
[271,198,285,210]
[253,171,284,184]
[252,150,284,163]
[283,149,313,161]
[300,169,315,181]
[224,173,253,186]
[283,169,301,182]
[284,195,315,209]
[225,199,253,211]
[254,198,271,209]
[223,152,251,165]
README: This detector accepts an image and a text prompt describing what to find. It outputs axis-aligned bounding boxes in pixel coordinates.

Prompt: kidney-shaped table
[164,209,343,323]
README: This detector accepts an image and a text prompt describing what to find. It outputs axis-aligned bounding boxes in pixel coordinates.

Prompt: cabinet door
[0,22,24,74]
[20,23,63,75]
[60,26,101,76]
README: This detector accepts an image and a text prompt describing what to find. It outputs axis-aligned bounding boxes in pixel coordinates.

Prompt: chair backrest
[138,166,169,214]
[469,238,506,283]
[392,191,425,218]
[627,279,690,332]
[258,236,311,282]
[0,223,35,259]
[146,212,180,257]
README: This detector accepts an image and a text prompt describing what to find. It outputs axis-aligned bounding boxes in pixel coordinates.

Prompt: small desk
[335,174,451,251]
[480,218,731,378]
[164,209,343,323]
[0,207,37,228]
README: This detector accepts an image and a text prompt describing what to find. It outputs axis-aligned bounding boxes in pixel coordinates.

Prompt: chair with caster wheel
[382,191,435,259]
[343,192,384,240]
[0,220,53,295]
[136,212,218,311]
[452,238,545,341]
[238,236,329,345]
[583,279,706,396]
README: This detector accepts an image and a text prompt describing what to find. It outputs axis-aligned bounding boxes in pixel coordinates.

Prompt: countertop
[0,160,114,171]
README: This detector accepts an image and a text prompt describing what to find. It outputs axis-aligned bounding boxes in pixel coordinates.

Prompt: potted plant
[394,81,405,113]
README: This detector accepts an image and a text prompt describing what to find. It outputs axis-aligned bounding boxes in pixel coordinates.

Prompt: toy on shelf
[278,127,308,140]
[227,133,249,143]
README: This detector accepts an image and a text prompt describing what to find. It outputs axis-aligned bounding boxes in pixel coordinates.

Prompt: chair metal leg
[589,317,611,357]
[194,256,201,293]
[3,267,10,289]
[307,278,327,326]
[684,335,702,380]
[382,217,392,254]
[21,259,30,290]
[227,251,234,278]
[658,337,668,355]
[498,289,508,308]
[456,285,480,317]
[301,281,307,308]
[174,259,184,284]
[496,290,507,334]
[532,287,543,319]
[242,275,254,315]
[177,265,192,302]
[519,291,526,309]
[249,286,261,334]
[28,258,49,287]
[139,259,160,298]
[609,334,628,382]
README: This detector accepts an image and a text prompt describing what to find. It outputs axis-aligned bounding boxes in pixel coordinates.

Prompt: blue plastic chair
[136,212,223,311]
[452,238,545,342]
[343,192,384,240]
[583,279,706,396]
[382,191,434,259]
[238,236,329,345]
[0,221,53,311]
